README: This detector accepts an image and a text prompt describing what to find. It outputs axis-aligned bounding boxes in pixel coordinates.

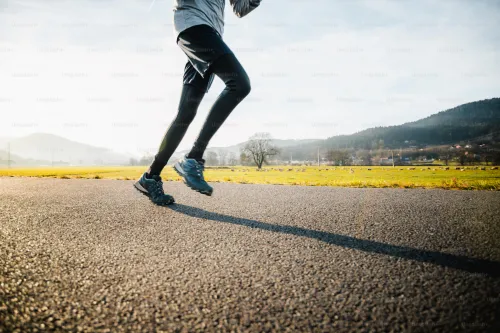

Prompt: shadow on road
[169,204,500,277]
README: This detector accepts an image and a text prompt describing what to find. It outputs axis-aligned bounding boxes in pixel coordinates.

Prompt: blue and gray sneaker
[174,156,213,196]
[134,172,175,206]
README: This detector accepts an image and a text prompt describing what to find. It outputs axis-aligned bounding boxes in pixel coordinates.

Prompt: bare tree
[482,153,491,166]
[493,151,500,166]
[440,149,452,166]
[356,150,372,166]
[326,150,351,166]
[458,151,466,166]
[129,158,138,166]
[206,151,219,166]
[240,152,251,165]
[139,154,154,166]
[228,152,238,166]
[218,149,228,166]
[242,132,280,169]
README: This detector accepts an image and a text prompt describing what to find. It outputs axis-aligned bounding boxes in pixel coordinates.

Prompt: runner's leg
[186,53,251,161]
[147,75,205,177]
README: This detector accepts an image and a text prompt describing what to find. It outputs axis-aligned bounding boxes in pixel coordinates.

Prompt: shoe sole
[174,162,213,196]
[133,181,175,206]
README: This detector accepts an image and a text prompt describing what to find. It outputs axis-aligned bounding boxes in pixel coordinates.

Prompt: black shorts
[177,24,234,93]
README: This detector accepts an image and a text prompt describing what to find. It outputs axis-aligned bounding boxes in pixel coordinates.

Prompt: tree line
[130,132,500,168]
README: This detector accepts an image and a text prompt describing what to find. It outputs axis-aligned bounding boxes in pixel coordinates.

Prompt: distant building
[379,157,411,166]
[401,157,411,165]
[379,158,394,166]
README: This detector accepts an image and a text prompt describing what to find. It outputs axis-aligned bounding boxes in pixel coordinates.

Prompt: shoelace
[194,162,204,178]
[151,179,165,197]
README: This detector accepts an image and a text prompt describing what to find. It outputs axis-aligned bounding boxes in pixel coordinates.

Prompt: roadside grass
[0,166,499,190]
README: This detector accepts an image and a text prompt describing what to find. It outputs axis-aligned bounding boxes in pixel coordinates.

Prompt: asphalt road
[1,177,500,332]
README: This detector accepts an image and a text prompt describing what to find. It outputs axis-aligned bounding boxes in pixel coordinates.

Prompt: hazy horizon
[1,0,499,155]
[0,132,325,158]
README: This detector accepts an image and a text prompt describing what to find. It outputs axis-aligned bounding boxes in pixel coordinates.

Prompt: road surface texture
[1,177,500,333]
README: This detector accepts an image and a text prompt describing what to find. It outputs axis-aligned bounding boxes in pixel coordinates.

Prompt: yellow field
[1,166,499,190]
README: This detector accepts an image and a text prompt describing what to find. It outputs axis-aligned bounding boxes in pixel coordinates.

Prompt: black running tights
[148,53,251,176]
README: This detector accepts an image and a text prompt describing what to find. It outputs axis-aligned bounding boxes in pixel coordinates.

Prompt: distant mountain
[4,98,498,166]
[305,98,500,151]
[408,98,499,128]
[0,137,13,148]
[2,133,320,167]
[0,149,51,167]
[6,133,130,166]
[265,98,499,161]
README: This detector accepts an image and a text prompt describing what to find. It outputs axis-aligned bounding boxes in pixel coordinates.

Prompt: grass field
[1,165,499,190]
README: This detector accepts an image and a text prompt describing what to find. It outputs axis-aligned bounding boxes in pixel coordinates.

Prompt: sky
[1,0,499,156]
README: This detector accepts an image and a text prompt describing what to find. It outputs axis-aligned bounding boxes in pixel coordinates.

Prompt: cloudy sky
[1,0,499,156]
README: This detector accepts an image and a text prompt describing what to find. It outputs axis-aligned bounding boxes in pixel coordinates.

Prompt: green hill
[321,98,500,150]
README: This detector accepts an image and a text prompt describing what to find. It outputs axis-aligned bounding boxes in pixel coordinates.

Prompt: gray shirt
[173,0,261,40]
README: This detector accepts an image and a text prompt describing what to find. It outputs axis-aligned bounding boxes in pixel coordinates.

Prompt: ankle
[146,170,160,179]
[148,160,165,177]
[186,153,203,161]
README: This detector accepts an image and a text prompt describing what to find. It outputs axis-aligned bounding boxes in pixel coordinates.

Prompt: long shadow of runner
[169,204,500,278]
